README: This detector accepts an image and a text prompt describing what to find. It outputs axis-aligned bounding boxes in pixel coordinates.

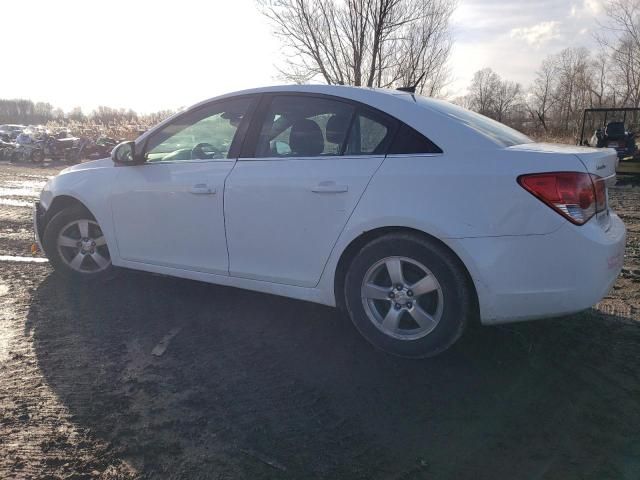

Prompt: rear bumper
[455,213,626,325]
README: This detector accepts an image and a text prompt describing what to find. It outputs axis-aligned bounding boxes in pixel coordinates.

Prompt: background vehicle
[0,138,16,161]
[0,124,25,140]
[579,107,640,174]
[12,130,44,163]
[35,85,626,358]
[42,130,80,162]
[71,135,120,163]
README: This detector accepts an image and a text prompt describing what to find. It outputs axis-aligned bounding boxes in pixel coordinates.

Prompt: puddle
[0,199,32,208]
[0,179,45,197]
[0,187,41,197]
[0,255,48,263]
[0,180,45,207]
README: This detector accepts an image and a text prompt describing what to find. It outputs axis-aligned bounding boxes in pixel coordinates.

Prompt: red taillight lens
[518,172,606,225]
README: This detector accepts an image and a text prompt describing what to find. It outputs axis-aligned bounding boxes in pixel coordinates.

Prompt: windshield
[415,96,532,147]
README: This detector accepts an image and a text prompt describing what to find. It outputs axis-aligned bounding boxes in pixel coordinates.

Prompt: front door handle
[189,184,216,195]
[312,181,349,194]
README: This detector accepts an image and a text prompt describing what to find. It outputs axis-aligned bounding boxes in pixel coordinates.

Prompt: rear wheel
[43,206,114,281]
[344,233,474,358]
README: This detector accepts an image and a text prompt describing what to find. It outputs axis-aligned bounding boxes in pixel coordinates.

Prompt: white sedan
[34,85,626,358]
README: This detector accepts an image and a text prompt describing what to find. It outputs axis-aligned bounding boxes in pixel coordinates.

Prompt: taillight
[518,172,606,225]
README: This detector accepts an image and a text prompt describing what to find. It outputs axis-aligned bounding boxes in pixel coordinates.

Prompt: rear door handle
[189,184,216,195]
[312,181,349,194]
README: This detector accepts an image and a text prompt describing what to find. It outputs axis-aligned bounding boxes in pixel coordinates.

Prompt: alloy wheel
[361,256,444,341]
[56,219,111,273]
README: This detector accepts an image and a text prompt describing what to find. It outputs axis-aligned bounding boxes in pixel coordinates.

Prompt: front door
[111,96,255,274]
[225,94,395,287]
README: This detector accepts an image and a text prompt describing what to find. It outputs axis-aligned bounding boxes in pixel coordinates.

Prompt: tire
[42,205,115,281]
[344,232,475,358]
[31,149,44,164]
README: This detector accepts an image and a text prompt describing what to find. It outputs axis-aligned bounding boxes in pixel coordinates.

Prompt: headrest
[326,114,350,144]
[289,119,324,156]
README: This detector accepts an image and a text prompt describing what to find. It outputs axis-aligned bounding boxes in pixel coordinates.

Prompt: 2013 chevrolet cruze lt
[34,85,626,358]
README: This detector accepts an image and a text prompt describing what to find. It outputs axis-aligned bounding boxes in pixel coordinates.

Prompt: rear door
[224,94,397,287]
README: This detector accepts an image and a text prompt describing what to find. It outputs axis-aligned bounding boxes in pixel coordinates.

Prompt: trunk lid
[508,142,618,183]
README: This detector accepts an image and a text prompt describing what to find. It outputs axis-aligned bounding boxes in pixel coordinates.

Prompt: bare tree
[466,68,500,116]
[493,80,522,123]
[464,68,523,124]
[599,0,640,106]
[257,0,455,95]
[528,56,558,132]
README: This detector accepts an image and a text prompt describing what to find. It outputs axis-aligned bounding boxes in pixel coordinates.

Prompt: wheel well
[44,196,93,229]
[333,227,479,319]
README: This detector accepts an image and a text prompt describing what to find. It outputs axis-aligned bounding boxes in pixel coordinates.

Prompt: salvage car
[34,85,626,358]
[0,124,25,140]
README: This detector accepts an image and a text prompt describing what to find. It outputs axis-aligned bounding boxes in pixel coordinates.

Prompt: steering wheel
[191,142,217,159]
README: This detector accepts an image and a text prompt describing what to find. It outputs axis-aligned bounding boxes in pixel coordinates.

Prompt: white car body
[36,85,626,325]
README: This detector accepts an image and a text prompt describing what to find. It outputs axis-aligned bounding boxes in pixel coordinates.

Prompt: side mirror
[112,141,143,165]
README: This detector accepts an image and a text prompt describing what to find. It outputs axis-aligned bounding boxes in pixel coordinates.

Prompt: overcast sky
[0,0,605,113]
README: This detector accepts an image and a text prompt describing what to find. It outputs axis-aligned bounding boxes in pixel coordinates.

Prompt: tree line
[0,99,174,128]
[458,0,640,139]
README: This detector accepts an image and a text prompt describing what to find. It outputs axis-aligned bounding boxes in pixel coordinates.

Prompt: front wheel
[43,206,114,281]
[344,233,475,358]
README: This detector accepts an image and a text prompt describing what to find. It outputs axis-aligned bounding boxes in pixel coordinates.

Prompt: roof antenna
[396,72,426,93]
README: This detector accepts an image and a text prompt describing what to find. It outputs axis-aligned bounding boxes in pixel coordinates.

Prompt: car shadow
[27,270,640,479]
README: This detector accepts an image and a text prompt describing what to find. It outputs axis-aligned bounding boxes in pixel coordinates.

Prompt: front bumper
[455,213,626,325]
[33,201,46,251]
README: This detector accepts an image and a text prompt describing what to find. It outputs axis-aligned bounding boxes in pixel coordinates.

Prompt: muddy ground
[0,161,639,480]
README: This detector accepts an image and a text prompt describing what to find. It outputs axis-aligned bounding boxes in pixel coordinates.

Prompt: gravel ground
[0,161,639,479]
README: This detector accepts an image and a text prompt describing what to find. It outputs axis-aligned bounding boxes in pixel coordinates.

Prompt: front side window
[145,97,253,162]
[255,96,354,158]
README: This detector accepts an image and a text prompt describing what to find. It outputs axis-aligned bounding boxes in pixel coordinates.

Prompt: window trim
[140,94,260,165]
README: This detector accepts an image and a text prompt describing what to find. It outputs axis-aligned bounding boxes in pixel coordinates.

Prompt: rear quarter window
[388,124,442,155]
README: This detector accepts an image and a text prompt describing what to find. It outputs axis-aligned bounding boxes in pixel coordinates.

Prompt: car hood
[62,157,114,174]
[507,142,618,180]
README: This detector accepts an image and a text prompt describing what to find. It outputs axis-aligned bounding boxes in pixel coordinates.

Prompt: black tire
[31,149,45,164]
[344,232,475,358]
[43,205,115,282]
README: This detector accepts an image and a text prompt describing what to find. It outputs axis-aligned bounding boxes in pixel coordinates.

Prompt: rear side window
[389,124,442,154]
[344,112,394,155]
[254,96,354,157]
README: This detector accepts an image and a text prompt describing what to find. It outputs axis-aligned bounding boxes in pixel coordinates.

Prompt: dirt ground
[0,161,639,480]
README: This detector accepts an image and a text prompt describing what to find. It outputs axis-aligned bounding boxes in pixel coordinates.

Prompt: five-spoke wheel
[345,232,474,358]
[362,257,443,341]
[43,205,114,280]
[56,219,110,273]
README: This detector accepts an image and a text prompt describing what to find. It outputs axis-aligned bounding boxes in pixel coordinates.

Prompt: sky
[0,0,605,113]
[448,0,604,96]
